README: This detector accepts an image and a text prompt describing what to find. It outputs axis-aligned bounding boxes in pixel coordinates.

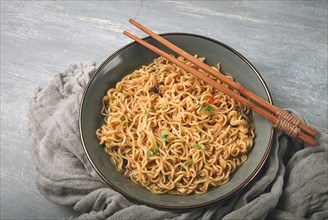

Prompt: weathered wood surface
[1,1,327,219]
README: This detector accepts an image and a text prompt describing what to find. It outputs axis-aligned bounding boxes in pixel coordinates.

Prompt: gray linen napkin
[28,62,328,220]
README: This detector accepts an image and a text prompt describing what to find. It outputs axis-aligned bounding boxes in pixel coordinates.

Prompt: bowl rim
[79,32,274,209]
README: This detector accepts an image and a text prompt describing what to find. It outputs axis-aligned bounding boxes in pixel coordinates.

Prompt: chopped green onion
[120,115,125,120]
[123,120,132,125]
[146,150,152,157]
[202,104,215,115]
[160,130,170,142]
[192,142,205,151]
[146,147,160,157]
[185,159,193,167]
[151,105,155,112]
[152,146,159,155]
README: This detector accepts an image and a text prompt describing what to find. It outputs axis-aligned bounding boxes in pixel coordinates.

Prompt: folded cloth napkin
[28,62,328,220]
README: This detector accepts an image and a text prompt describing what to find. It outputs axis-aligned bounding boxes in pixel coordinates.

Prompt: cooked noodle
[96,56,255,195]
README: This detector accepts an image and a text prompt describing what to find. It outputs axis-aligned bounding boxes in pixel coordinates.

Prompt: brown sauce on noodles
[96,56,255,195]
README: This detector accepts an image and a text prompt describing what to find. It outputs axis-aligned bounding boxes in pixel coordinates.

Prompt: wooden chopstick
[123,30,316,146]
[128,19,317,138]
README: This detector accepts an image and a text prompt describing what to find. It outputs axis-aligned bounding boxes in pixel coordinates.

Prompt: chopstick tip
[123,31,134,40]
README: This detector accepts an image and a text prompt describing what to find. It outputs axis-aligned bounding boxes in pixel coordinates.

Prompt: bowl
[79,33,274,209]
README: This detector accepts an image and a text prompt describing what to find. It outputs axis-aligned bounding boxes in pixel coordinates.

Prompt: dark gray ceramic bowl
[79,33,274,209]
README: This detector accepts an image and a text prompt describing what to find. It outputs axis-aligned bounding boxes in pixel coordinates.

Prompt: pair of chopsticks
[124,19,317,146]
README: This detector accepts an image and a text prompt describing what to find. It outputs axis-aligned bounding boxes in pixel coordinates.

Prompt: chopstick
[128,19,317,138]
[123,21,317,146]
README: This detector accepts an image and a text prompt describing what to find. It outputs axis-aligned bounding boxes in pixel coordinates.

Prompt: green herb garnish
[160,130,170,142]
[146,146,160,157]
[151,105,155,112]
[192,143,205,150]
[120,115,125,120]
[152,146,159,155]
[123,120,132,125]
[202,104,215,115]
[185,159,193,167]
[146,150,152,157]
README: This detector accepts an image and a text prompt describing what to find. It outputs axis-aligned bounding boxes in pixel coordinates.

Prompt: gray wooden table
[1,1,327,219]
